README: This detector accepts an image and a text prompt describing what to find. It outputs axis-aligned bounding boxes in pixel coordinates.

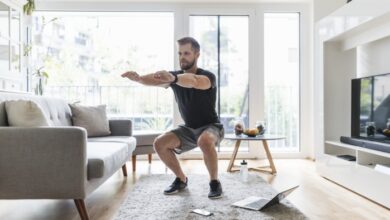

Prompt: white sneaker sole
[208,193,223,199]
[164,187,187,195]
[164,190,179,195]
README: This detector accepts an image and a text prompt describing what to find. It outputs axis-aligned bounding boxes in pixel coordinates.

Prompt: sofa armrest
[109,119,132,136]
[0,127,88,199]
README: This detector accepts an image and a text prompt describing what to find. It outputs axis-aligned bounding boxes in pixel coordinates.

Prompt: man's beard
[180,59,196,71]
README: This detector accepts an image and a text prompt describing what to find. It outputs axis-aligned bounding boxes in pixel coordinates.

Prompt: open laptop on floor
[232,185,299,211]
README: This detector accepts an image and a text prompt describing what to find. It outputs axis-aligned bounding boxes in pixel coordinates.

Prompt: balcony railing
[45,85,299,151]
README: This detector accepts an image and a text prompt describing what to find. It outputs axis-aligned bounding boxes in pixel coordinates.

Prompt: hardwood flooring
[0,159,388,220]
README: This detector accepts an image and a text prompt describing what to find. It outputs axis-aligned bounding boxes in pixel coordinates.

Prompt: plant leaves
[42,72,49,78]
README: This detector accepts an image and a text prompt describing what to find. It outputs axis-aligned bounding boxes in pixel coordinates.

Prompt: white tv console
[314,0,390,208]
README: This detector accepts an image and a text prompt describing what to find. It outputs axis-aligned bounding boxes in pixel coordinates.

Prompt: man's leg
[153,132,186,182]
[198,130,223,199]
[197,131,219,180]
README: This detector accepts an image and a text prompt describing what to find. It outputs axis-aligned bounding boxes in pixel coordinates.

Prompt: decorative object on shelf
[33,67,49,95]
[23,0,35,15]
[383,129,390,137]
[365,122,376,137]
[336,154,356,161]
[234,117,245,135]
[255,120,266,135]
[387,118,390,129]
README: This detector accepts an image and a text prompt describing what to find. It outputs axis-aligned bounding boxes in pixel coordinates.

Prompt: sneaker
[208,179,223,199]
[164,177,188,195]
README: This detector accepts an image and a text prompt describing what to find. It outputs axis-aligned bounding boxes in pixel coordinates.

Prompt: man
[121,37,224,199]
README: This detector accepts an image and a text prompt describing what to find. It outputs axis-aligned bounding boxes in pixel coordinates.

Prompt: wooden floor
[0,159,389,220]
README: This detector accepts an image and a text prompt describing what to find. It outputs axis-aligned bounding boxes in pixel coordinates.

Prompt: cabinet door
[0,2,9,73]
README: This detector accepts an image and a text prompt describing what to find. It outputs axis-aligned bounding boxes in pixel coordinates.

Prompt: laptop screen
[277,185,299,202]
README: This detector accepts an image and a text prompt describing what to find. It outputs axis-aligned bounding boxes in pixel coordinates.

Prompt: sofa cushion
[87,142,129,180]
[5,100,50,127]
[0,91,73,126]
[132,145,155,155]
[88,136,136,155]
[69,104,111,137]
[133,132,161,146]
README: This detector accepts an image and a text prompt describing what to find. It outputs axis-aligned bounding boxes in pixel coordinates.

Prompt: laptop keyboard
[246,199,269,209]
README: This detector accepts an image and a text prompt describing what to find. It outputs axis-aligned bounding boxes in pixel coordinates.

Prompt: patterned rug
[114,173,307,220]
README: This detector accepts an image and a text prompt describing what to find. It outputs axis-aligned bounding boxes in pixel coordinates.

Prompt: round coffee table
[224,134,285,174]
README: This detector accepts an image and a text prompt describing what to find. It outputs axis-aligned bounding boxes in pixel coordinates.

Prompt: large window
[190,15,249,152]
[264,13,300,151]
[31,12,174,132]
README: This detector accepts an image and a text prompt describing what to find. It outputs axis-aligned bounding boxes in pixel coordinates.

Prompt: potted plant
[33,66,49,95]
[23,0,35,15]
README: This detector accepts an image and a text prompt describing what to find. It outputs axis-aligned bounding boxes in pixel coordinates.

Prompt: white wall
[357,36,390,77]
[313,0,345,22]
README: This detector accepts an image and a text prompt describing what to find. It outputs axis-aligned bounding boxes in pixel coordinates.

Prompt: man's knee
[153,133,179,152]
[197,132,216,150]
[153,135,166,152]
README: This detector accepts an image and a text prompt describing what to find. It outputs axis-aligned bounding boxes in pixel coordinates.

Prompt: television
[351,73,390,144]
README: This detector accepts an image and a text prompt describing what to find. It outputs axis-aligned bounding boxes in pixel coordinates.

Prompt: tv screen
[351,73,390,143]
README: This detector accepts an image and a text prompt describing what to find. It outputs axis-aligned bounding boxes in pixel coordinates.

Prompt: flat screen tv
[351,73,390,144]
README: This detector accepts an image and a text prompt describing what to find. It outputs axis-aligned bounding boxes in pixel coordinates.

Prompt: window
[32,12,174,132]
[190,15,249,152]
[264,13,300,151]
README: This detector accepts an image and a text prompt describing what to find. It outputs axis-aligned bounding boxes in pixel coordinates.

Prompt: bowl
[244,134,257,137]
[243,128,259,137]
[382,129,390,137]
[383,132,390,137]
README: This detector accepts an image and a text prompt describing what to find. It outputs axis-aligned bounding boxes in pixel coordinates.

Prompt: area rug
[114,173,308,220]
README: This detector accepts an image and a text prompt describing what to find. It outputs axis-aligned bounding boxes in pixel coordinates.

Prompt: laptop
[232,185,299,211]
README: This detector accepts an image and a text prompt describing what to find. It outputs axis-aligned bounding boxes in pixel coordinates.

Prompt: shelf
[357,150,390,168]
[339,12,390,50]
[318,0,390,50]
[316,0,390,208]
[325,140,390,158]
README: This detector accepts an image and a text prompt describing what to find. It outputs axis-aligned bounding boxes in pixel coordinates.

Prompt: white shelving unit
[314,0,390,208]
[0,0,25,92]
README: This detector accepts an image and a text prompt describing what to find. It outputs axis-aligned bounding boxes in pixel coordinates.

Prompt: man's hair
[177,37,200,53]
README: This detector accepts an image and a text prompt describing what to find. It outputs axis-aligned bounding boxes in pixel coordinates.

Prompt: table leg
[262,140,277,174]
[227,139,241,172]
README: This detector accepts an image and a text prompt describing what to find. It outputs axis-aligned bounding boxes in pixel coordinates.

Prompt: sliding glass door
[189,15,249,152]
[264,13,300,152]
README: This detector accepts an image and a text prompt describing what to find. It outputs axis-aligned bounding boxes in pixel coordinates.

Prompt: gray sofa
[0,91,136,220]
[131,132,160,171]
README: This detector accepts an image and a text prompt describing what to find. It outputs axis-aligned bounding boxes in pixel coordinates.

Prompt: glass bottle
[234,117,245,135]
[255,120,266,135]
[365,122,376,137]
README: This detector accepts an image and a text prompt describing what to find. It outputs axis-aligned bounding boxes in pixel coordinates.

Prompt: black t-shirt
[169,68,220,129]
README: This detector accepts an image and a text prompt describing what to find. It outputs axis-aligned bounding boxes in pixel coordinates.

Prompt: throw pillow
[5,100,50,127]
[69,104,111,137]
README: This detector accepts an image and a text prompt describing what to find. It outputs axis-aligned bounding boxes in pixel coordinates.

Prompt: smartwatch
[171,73,178,85]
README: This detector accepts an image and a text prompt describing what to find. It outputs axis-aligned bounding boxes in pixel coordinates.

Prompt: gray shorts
[170,123,224,154]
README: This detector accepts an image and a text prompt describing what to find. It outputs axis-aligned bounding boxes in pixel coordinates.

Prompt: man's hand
[153,70,175,83]
[121,71,140,82]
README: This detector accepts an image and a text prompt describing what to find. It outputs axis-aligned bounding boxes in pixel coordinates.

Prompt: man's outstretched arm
[121,71,172,88]
[176,73,211,90]
[154,71,212,90]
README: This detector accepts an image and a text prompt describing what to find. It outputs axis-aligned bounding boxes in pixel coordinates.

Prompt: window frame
[33,2,312,159]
